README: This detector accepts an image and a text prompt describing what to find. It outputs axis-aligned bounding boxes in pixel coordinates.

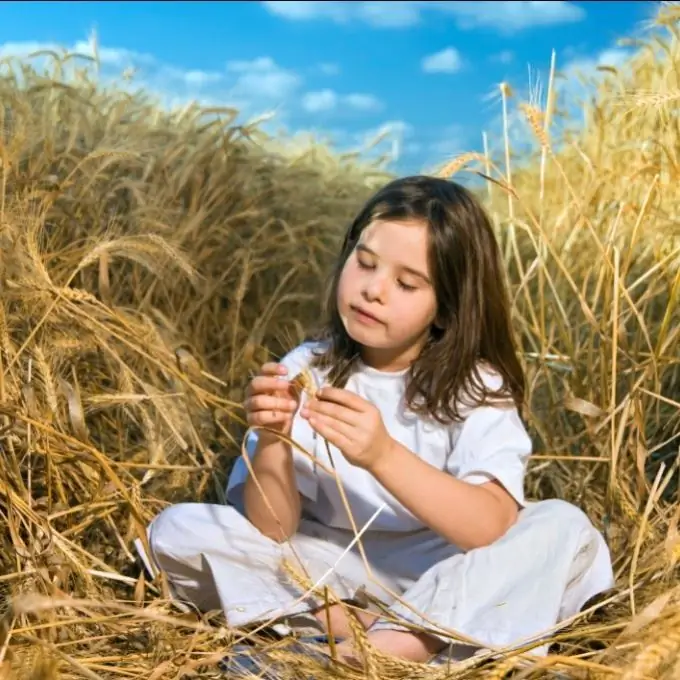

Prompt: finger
[308,415,354,454]
[245,394,298,414]
[261,362,289,377]
[248,375,295,397]
[308,412,356,441]
[245,364,289,397]
[305,398,359,426]
[316,387,367,412]
[246,410,290,427]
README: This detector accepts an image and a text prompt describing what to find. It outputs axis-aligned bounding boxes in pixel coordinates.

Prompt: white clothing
[137,341,615,658]
[226,342,532,532]
[141,499,613,657]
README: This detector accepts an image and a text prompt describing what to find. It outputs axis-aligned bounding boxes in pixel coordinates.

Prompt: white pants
[138,499,614,656]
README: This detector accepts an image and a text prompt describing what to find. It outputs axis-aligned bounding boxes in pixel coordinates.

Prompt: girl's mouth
[350,305,383,325]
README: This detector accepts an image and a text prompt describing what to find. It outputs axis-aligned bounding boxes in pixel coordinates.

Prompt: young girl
[139,176,614,673]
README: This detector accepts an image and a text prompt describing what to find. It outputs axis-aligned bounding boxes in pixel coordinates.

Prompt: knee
[148,502,203,560]
[520,499,599,544]
[525,498,591,524]
[148,502,248,561]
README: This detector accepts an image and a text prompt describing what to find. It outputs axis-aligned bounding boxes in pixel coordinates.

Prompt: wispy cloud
[345,119,475,174]
[160,65,223,87]
[301,89,382,113]
[354,119,415,164]
[344,93,382,111]
[317,62,341,76]
[0,41,51,59]
[0,38,154,71]
[262,1,586,34]
[422,47,463,74]
[477,44,636,163]
[302,89,338,113]
[556,47,632,106]
[425,123,469,167]
[560,48,631,83]
[0,38,304,119]
[440,1,585,33]
[328,118,472,173]
[72,40,156,68]
[490,50,515,65]
[226,56,301,101]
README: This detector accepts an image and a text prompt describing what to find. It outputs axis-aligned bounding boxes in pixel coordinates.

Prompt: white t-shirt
[226,342,532,533]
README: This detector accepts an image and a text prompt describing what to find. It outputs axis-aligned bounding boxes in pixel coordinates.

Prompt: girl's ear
[433,314,446,330]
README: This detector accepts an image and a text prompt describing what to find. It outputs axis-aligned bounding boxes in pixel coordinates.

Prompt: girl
[139,176,614,673]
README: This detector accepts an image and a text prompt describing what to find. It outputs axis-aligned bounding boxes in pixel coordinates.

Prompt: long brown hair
[310,175,524,424]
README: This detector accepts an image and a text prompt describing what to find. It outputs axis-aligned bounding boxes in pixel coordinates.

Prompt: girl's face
[336,218,438,372]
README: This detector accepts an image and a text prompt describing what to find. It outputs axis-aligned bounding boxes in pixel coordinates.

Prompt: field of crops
[0,5,678,680]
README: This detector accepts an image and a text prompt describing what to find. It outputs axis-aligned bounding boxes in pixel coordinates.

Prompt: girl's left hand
[301,387,394,472]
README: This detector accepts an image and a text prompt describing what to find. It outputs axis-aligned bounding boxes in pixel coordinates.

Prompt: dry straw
[1,6,680,679]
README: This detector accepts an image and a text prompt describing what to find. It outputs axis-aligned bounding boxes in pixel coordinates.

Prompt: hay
[1,5,679,679]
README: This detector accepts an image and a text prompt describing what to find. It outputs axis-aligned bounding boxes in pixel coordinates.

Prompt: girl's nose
[362,271,387,302]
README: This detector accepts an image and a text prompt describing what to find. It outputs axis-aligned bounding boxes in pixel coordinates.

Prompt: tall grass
[1,5,679,680]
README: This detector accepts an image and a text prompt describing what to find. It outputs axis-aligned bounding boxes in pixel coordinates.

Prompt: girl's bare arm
[243,433,302,542]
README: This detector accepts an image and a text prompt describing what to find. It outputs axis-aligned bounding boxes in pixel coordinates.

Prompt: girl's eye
[357,258,375,270]
[398,281,417,292]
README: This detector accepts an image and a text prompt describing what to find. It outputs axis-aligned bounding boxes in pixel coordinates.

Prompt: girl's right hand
[244,362,300,436]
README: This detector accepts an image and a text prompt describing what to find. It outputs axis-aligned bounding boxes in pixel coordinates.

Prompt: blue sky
[0,1,659,173]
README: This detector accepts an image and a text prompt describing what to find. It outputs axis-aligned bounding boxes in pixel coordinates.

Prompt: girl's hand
[301,387,394,472]
[244,363,300,437]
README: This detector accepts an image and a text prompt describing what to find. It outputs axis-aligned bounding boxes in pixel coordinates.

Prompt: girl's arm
[243,433,302,542]
[368,440,519,550]
[303,386,527,551]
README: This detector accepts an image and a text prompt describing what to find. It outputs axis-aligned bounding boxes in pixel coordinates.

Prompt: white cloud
[351,119,471,172]
[477,45,635,163]
[444,1,585,33]
[375,120,413,137]
[317,62,341,76]
[160,65,223,87]
[427,123,468,159]
[301,89,382,114]
[262,1,422,28]
[561,48,630,81]
[0,36,456,175]
[262,1,349,21]
[491,50,515,65]
[260,117,415,171]
[0,39,222,93]
[181,69,223,87]
[344,92,382,111]
[311,119,412,157]
[262,1,585,34]
[71,40,155,68]
[261,116,469,175]
[227,56,277,73]
[0,38,302,123]
[556,47,632,105]
[0,41,73,59]
[357,2,423,28]
[356,119,414,162]
[226,56,301,101]
[422,47,463,74]
[302,89,338,113]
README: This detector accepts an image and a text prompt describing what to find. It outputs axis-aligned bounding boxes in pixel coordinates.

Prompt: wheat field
[0,4,679,680]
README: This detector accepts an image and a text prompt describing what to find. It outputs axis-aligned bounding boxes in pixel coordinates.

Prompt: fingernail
[289,400,297,409]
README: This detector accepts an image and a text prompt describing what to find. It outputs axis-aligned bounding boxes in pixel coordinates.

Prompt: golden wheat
[0,6,679,680]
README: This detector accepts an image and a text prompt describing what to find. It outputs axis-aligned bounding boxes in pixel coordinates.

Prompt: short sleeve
[225,342,322,512]
[447,403,532,507]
